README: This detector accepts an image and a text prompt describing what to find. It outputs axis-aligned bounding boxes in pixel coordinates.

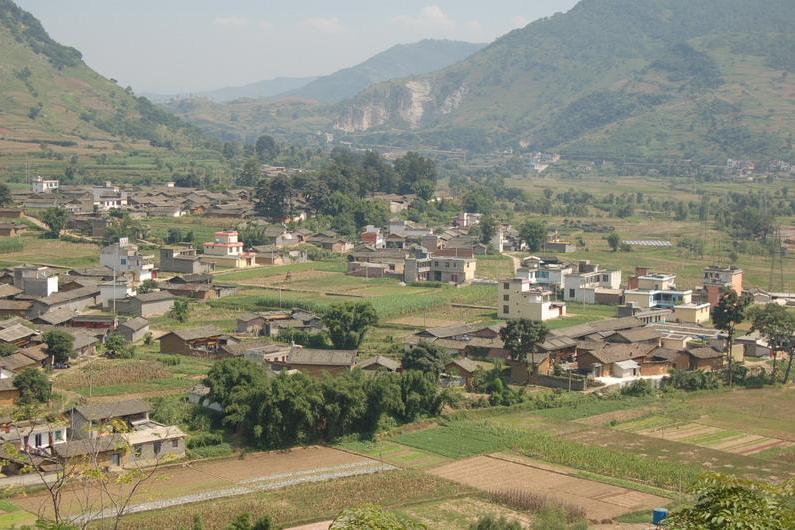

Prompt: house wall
[0,388,19,407]
[127,437,185,466]
[140,299,175,317]
[119,326,149,343]
[640,362,670,376]
[287,364,350,377]
[30,295,97,318]
[159,335,191,355]
[674,305,710,324]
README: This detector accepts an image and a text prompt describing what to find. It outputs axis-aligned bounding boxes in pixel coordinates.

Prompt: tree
[606,232,621,252]
[227,513,275,530]
[103,333,134,359]
[323,301,378,349]
[41,207,69,238]
[255,175,293,220]
[237,157,262,187]
[137,279,158,294]
[43,330,74,364]
[0,182,11,206]
[470,515,522,530]
[499,319,549,366]
[712,289,752,387]
[519,220,547,252]
[13,368,51,404]
[0,343,17,357]
[169,299,190,323]
[665,473,795,529]
[479,215,497,246]
[166,228,183,244]
[394,152,437,194]
[402,343,447,378]
[330,504,426,530]
[255,135,280,163]
[749,303,795,382]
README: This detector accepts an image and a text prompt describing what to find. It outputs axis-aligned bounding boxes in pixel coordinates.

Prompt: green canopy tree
[43,330,74,364]
[499,319,549,368]
[237,157,262,187]
[711,289,752,387]
[323,301,378,349]
[749,303,795,382]
[0,182,11,206]
[401,343,447,378]
[254,175,294,220]
[519,220,547,252]
[607,231,621,252]
[169,299,190,323]
[13,368,51,404]
[41,207,68,238]
[255,135,280,163]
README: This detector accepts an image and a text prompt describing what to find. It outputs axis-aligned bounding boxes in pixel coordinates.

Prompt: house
[442,358,483,389]
[236,311,289,335]
[31,308,76,327]
[498,273,567,321]
[202,231,256,268]
[306,231,353,253]
[268,310,323,337]
[272,348,357,376]
[685,346,725,371]
[0,373,19,406]
[117,317,150,343]
[576,342,661,377]
[357,355,401,372]
[0,208,23,219]
[91,183,128,211]
[122,423,186,466]
[0,223,26,237]
[623,272,692,309]
[159,327,239,358]
[169,273,213,285]
[405,256,476,285]
[161,282,215,300]
[0,353,39,372]
[673,303,711,324]
[115,292,175,318]
[550,316,644,340]
[0,418,68,454]
[701,266,744,308]
[520,259,573,296]
[0,284,22,299]
[13,266,59,297]
[253,246,308,266]
[31,176,59,193]
[17,343,51,368]
[69,330,100,357]
[735,331,772,358]
[563,261,622,304]
[26,286,100,319]
[0,300,33,318]
[607,327,662,345]
[70,399,151,439]
[159,247,216,275]
[99,278,136,308]
[506,354,554,385]
[99,241,154,284]
[0,323,38,347]
[69,314,117,332]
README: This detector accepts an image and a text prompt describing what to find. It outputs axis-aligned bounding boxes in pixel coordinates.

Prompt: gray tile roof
[74,399,151,422]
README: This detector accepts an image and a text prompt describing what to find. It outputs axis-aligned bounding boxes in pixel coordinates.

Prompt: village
[0,167,789,529]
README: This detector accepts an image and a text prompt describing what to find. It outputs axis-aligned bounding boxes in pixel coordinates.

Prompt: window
[503,283,509,289]
[111,453,121,466]
[503,295,509,302]
[172,439,179,448]
[154,442,162,455]
[569,289,575,298]
[34,433,43,447]
[502,305,509,314]
[54,430,63,441]
[133,445,142,457]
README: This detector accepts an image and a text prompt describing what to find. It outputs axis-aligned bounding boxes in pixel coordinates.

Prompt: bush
[620,379,654,397]
[662,369,722,391]
[187,432,225,449]
[188,442,234,459]
[470,515,522,530]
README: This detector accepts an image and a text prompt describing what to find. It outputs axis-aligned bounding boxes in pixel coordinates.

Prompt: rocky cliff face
[334,77,468,132]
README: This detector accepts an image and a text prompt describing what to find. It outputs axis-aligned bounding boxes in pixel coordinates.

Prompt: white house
[31,177,59,194]
[499,273,567,321]
[100,240,153,284]
[563,261,622,304]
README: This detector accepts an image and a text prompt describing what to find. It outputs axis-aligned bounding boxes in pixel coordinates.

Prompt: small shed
[612,359,641,378]
[117,317,150,343]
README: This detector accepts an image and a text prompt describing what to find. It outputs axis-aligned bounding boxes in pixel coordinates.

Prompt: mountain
[0,0,201,156]
[143,76,318,104]
[280,39,486,104]
[334,0,795,161]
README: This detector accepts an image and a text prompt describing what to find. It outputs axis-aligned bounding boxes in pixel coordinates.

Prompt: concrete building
[99,240,154,284]
[99,278,136,309]
[702,266,744,307]
[91,183,128,211]
[31,176,59,193]
[673,302,711,324]
[13,266,59,297]
[115,292,175,317]
[159,247,216,275]
[405,256,476,285]
[117,317,150,343]
[498,274,567,321]
[624,288,693,309]
[202,231,256,268]
[563,261,622,304]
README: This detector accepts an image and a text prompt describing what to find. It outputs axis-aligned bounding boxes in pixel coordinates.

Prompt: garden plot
[429,454,666,522]
[615,415,794,456]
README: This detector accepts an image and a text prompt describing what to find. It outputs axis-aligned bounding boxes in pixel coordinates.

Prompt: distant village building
[701,265,743,308]
[159,246,215,275]
[499,272,567,321]
[563,261,622,304]
[115,292,175,318]
[31,176,59,194]
[404,255,476,285]
[202,231,256,268]
[99,240,154,284]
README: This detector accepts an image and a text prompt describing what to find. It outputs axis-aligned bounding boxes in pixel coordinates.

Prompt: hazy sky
[16,0,578,94]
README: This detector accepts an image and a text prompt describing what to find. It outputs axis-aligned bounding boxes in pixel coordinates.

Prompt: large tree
[43,329,74,364]
[711,289,752,387]
[255,135,280,163]
[499,319,549,366]
[0,182,11,206]
[323,301,378,349]
[13,368,51,404]
[519,220,547,252]
[607,231,621,252]
[41,207,68,238]
[402,343,447,378]
[394,152,437,194]
[254,175,294,220]
[749,303,795,382]
[237,157,262,187]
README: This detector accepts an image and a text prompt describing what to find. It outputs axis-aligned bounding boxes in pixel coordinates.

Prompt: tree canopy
[322,301,378,350]
[499,319,549,363]
[519,220,547,252]
[13,368,51,404]
[43,330,73,364]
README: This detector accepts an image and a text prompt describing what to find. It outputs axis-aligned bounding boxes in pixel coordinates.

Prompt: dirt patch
[577,407,655,427]
[15,446,375,519]
[637,423,721,441]
[429,454,666,522]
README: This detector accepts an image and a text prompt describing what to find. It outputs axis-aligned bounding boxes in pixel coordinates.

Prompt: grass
[117,470,472,530]
[339,439,452,469]
[0,234,98,268]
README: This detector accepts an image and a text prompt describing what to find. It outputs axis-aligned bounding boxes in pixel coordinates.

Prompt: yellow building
[673,303,711,324]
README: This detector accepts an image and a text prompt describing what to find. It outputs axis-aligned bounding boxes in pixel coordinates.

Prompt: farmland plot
[430,454,667,522]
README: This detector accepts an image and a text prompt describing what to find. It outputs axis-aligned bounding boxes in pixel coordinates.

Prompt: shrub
[470,515,522,530]
[489,489,585,523]
[620,379,654,397]
[187,432,224,449]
